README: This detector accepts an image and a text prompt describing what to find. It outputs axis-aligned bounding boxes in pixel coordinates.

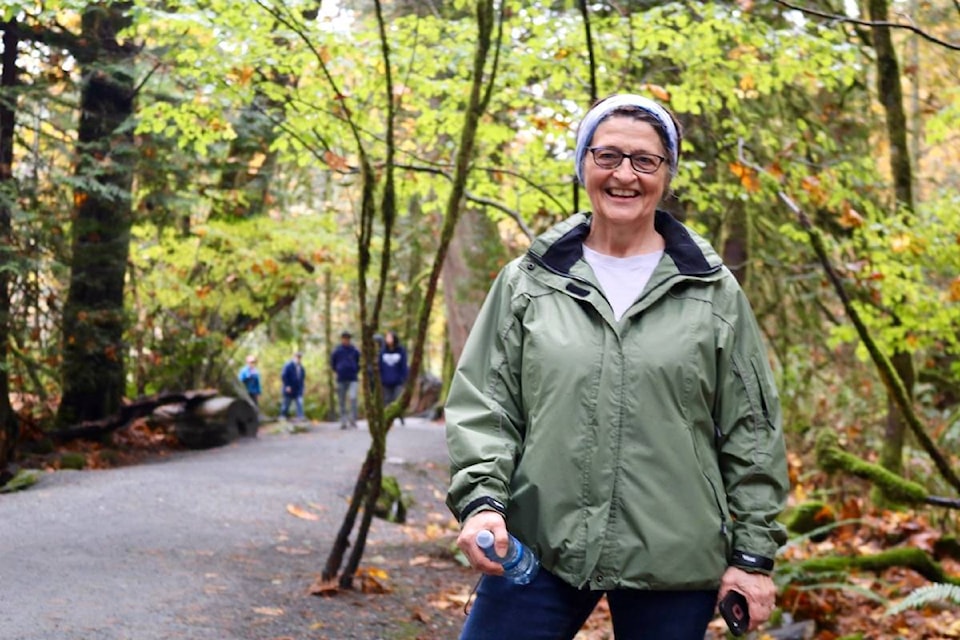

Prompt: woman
[238,354,261,407]
[445,94,789,639]
[378,330,409,425]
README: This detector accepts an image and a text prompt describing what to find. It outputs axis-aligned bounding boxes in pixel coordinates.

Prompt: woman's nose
[613,158,637,178]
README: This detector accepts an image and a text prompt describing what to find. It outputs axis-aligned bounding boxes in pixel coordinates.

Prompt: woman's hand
[718,566,777,631]
[457,510,509,575]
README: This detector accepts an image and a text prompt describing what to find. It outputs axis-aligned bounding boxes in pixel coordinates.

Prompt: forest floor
[6,415,960,639]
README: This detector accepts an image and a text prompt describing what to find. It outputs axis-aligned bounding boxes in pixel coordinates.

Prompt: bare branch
[774,0,960,51]
[465,192,534,241]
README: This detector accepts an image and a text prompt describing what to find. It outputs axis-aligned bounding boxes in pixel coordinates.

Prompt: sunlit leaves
[729,161,761,192]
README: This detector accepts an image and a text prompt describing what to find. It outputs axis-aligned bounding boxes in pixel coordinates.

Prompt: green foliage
[828,194,960,377]
[0,469,39,493]
[886,583,960,616]
[374,474,411,524]
[5,0,957,465]
[127,214,341,393]
[58,451,86,470]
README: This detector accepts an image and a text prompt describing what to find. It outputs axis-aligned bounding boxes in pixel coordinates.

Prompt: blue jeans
[460,569,717,640]
[280,394,304,419]
[336,380,358,425]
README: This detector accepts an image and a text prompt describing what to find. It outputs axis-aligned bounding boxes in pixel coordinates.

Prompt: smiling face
[583,116,669,231]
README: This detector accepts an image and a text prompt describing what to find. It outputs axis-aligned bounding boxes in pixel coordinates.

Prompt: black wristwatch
[459,496,506,523]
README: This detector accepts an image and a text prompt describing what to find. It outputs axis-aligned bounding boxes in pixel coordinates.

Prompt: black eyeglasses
[588,147,666,174]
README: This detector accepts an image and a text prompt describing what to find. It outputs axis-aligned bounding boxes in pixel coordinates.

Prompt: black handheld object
[718,590,749,637]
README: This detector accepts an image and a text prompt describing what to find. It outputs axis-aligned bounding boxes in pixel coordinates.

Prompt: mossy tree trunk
[318,0,502,590]
[867,0,917,502]
[56,4,137,427]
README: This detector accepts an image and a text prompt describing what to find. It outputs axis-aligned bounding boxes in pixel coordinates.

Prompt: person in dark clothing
[280,351,306,420]
[379,330,409,426]
[330,331,361,429]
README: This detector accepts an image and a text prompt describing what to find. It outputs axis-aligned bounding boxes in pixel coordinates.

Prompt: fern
[886,583,960,616]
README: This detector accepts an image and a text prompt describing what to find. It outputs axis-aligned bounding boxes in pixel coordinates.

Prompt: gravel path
[0,418,469,640]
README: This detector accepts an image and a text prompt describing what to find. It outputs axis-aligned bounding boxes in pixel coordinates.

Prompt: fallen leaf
[286,504,320,521]
[276,546,312,555]
[308,575,339,596]
[411,607,431,623]
[360,572,391,594]
[252,606,284,616]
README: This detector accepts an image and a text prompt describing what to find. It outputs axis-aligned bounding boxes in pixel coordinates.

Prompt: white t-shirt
[583,245,664,321]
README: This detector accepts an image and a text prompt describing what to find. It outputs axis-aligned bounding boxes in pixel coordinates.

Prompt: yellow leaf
[728,162,760,192]
[639,83,671,102]
[838,204,864,229]
[890,233,910,252]
[359,566,390,580]
[739,75,756,91]
[800,175,827,205]
[949,276,960,302]
[286,504,320,521]
[248,152,266,171]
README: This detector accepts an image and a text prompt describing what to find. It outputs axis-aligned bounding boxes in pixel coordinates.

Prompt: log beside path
[168,396,259,449]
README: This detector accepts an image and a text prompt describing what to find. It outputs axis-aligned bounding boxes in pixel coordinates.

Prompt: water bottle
[475,529,540,585]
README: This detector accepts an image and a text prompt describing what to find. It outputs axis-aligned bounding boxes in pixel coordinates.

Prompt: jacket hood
[527,210,722,277]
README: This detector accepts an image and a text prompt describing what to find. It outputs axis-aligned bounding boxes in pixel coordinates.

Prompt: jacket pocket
[749,354,779,430]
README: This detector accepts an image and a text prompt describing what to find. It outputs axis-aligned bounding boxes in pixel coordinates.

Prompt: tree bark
[57,4,138,426]
[442,206,509,363]
[0,22,20,479]
[868,0,917,499]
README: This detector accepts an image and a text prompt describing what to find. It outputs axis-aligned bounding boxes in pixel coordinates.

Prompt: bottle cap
[476,529,495,550]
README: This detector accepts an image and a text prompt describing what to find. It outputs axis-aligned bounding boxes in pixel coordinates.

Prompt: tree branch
[737,141,960,495]
[773,0,960,50]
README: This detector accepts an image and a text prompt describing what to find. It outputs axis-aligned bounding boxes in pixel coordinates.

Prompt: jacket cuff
[459,496,506,524]
[730,549,775,574]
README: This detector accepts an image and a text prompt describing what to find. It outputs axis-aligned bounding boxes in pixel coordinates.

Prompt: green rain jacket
[446,211,789,591]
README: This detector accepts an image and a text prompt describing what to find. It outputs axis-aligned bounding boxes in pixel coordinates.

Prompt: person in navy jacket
[379,330,409,425]
[330,331,361,428]
[280,351,306,420]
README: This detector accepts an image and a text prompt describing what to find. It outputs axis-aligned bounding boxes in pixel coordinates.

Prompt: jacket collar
[534,210,721,276]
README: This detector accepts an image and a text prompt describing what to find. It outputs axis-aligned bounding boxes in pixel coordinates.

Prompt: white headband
[574,94,679,184]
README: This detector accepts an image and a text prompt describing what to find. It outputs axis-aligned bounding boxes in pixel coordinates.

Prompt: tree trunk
[868,0,916,495]
[57,4,137,426]
[721,207,750,286]
[318,0,500,590]
[339,452,383,589]
[442,206,509,364]
[211,71,293,222]
[0,23,21,478]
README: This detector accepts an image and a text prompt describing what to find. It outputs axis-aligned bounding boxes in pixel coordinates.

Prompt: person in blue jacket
[378,330,409,426]
[280,351,306,420]
[330,331,360,429]
[238,354,262,407]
